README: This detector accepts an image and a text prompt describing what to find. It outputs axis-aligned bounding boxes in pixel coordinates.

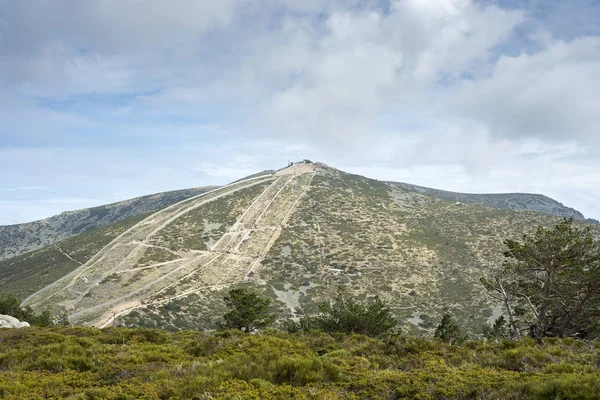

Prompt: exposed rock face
[0,314,30,328]
[0,186,216,261]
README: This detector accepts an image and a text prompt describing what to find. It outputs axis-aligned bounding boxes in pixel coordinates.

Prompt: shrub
[222,288,275,332]
[434,314,467,345]
[0,294,69,327]
[290,287,397,337]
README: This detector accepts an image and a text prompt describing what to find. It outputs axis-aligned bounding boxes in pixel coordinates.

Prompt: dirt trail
[99,281,238,327]
[116,169,315,321]
[68,252,216,320]
[54,245,83,266]
[67,178,276,309]
[244,171,316,279]
[210,177,283,251]
[232,176,293,253]
[113,259,185,273]
[22,175,274,308]
[31,164,317,328]
[96,301,141,329]
[102,175,296,317]
[70,176,288,326]
[135,242,181,256]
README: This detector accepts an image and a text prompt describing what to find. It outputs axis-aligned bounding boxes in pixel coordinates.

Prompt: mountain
[392,182,598,223]
[2,162,598,335]
[0,186,216,261]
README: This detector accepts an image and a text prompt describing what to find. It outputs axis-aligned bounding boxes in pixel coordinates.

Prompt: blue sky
[1,0,599,224]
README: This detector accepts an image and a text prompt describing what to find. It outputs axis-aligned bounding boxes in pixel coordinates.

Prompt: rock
[0,314,30,328]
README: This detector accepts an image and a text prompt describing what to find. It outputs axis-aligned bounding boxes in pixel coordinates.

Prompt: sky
[1,0,599,225]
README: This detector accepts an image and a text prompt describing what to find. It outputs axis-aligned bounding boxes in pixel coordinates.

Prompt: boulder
[0,314,30,328]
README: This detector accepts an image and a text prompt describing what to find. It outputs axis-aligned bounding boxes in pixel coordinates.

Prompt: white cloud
[0,0,237,91]
[0,0,599,224]
[261,0,525,144]
[447,36,600,143]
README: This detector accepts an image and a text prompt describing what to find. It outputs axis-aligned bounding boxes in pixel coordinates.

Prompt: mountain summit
[2,161,597,334]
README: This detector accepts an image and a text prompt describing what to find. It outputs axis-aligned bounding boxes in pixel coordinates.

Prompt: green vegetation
[1,327,600,399]
[149,181,272,252]
[0,294,68,327]
[482,218,600,340]
[483,316,511,341]
[0,213,149,300]
[222,288,275,332]
[259,166,587,335]
[434,314,466,345]
[288,287,397,337]
[135,247,179,267]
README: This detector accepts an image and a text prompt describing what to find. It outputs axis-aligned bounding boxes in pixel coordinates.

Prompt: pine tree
[314,287,397,336]
[434,314,465,344]
[222,288,275,333]
[482,219,600,339]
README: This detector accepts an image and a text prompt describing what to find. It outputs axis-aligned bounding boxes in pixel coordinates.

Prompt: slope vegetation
[0,186,215,261]
[11,162,599,334]
[257,165,589,334]
[0,213,150,300]
[23,164,315,328]
[1,327,599,400]
[393,181,597,223]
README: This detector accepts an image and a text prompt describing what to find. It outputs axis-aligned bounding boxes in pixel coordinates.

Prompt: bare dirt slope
[23,163,315,328]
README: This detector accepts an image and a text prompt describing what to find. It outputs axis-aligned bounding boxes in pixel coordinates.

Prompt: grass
[0,214,150,301]
[0,327,599,399]
[136,247,180,267]
[258,166,598,334]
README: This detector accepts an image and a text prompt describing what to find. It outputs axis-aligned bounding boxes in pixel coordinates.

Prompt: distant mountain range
[1,162,598,335]
[392,182,599,224]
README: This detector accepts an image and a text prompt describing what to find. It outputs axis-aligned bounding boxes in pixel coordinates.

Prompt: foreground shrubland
[1,327,599,399]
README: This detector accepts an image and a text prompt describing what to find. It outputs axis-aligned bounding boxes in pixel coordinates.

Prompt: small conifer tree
[483,316,510,341]
[222,288,275,333]
[434,313,466,344]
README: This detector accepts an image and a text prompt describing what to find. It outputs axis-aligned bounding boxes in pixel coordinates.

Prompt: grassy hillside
[0,214,149,300]
[0,327,599,399]
[119,165,596,334]
[0,186,216,261]
[258,165,583,334]
[392,182,592,221]
[6,163,599,334]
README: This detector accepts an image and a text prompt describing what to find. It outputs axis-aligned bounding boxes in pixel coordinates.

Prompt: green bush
[222,288,275,333]
[289,287,397,337]
[434,313,467,345]
[0,294,69,327]
[0,327,599,399]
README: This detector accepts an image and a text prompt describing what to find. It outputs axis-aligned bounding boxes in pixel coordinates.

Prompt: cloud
[255,0,526,145]
[0,0,237,93]
[0,0,599,224]
[446,36,600,143]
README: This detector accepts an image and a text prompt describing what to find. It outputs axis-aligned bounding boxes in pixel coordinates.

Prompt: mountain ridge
[0,186,217,261]
[2,161,598,334]
[391,181,598,224]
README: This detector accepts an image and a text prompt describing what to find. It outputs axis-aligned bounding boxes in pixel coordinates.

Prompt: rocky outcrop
[0,314,30,328]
